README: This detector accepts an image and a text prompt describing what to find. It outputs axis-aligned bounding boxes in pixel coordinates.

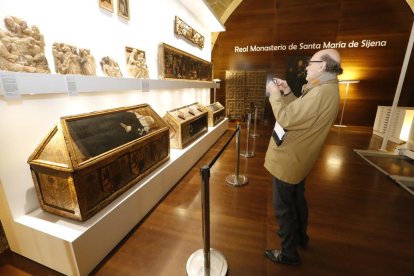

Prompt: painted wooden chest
[28,104,170,221]
[163,102,208,149]
[205,102,225,127]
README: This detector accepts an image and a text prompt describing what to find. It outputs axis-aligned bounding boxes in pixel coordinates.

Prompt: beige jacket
[264,79,340,184]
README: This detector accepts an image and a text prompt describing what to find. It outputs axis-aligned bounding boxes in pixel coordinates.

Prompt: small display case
[28,104,170,221]
[163,103,208,149]
[205,102,226,127]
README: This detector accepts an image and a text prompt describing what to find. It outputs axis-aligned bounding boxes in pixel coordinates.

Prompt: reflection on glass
[67,110,156,161]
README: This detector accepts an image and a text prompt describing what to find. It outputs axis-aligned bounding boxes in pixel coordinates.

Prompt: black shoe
[277,230,309,249]
[264,249,300,265]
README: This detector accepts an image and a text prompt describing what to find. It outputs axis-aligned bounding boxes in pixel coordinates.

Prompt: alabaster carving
[0,16,50,73]
[118,0,130,20]
[100,56,123,77]
[52,43,96,76]
[99,0,114,12]
[52,43,80,74]
[126,47,149,79]
[79,48,96,76]
[175,16,204,48]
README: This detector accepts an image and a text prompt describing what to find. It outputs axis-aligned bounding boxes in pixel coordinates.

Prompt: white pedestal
[10,119,228,276]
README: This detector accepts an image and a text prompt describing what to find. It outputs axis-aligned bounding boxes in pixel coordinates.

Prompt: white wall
[0,0,216,225]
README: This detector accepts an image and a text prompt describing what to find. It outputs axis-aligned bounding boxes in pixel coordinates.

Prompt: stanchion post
[251,105,259,138]
[200,166,211,270]
[226,124,248,186]
[186,167,228,276]
[240,112,255,158]
[235,125,241,177]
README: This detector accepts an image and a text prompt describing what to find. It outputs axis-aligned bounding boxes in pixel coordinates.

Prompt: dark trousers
[272,176,308,259]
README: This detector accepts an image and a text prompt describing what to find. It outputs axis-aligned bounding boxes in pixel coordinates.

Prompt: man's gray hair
[321,54,343,75]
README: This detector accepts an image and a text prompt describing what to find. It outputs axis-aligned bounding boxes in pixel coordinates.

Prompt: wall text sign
[234,40,387,53]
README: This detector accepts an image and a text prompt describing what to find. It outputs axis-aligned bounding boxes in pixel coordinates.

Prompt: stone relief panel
[99,0,114,13]
[0,16,50,73]
[52,42,96,76]
[125,46,149,79]
[100,56,123,77]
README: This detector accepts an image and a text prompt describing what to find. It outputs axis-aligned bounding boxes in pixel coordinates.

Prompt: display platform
[11,119,228,275]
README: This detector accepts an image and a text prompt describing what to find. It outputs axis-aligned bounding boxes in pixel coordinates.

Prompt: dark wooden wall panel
[212,0,414,126]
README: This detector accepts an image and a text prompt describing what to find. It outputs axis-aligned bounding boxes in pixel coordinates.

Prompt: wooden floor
[1,122,414,275]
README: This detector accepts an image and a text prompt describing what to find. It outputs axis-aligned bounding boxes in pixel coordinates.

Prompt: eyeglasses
[307,60,323,66]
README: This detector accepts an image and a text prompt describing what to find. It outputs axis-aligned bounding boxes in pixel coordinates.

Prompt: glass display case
[205,102,225,127]
[163,102,208,149]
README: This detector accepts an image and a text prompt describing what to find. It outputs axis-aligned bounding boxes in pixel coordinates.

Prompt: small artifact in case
[28,104,170,221]
[163,102,208,149]
[205,102,225,127]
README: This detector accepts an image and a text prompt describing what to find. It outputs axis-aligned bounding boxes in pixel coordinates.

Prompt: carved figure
[99,0,114,12]
[52,43,96,76]
[192,32,205,48]
[175,16,204,48]
[79,48,96,76]
[126,48,149,79]
[100,56,123,77]
[53,43,81,74]
[118,0,129,19]
[0,16,50,73]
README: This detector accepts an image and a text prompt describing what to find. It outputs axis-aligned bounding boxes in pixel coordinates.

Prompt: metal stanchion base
[186,248,228,276]
[240,151,255,158]
[225,174,248,186]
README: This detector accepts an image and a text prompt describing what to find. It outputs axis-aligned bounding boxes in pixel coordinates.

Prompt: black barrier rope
[208,124,240,168]
[186,124,242,275]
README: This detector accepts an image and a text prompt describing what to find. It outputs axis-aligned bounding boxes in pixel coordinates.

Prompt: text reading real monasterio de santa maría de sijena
[234,40,387,53]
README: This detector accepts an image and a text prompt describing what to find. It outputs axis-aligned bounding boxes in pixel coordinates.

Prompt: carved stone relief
[125,46,149,79]
[0,16,50,73]
[99,0,114,13]
[79,48,96,76]
[100,56,123,77]
[52,42,96,76]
